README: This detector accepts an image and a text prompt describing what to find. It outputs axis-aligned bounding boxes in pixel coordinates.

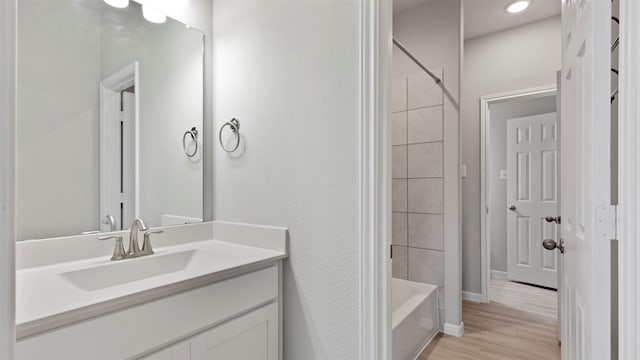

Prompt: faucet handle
[98,235,126,261]
[141,230,164,255]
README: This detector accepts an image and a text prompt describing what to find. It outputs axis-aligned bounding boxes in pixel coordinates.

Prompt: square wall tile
[392,212,408,246]
[392,245,408,280]
[392,145,407,179]
[392,112,407,145]
[392,77,407,113]
[408,142,443,178]
[407,106,443,144]
[408,213,444,250]
[408,248,444,286]
[408,179,443,213]
[408,72,442,109]
[392,179,408,212]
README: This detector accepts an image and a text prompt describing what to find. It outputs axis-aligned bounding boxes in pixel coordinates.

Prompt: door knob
[509,205,517,211]
[542,238,565,254]
[545,216,561,224]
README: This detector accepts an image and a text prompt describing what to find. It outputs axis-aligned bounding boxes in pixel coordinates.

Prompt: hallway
[419,284,560,359]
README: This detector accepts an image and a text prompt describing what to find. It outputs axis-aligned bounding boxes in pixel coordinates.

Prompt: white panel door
[560,0,612,359]
[122,91,136,228]
[506,113,558,289]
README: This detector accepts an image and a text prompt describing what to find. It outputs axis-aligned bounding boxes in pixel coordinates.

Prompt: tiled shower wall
[391,71,445,315]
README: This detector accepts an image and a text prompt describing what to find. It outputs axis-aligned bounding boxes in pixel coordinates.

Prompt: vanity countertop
[16,221,288,339]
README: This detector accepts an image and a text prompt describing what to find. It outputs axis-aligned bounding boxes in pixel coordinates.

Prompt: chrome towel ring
[219,118,240,153]
[183,127,198,157]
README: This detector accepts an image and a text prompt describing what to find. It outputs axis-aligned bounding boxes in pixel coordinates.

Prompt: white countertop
[16,221,288,339]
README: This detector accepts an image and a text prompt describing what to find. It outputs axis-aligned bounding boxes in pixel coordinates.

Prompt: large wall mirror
[17,0,204,241]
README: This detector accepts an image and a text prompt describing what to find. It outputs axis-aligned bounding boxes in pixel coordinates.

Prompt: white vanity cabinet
[144,302,278,360]
[142,340,191,360]
[16,264,282,360]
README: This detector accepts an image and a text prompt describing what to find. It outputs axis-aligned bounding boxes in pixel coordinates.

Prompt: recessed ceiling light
[104,0,129,8]
[506,0,531,14]
[142,4,166,23]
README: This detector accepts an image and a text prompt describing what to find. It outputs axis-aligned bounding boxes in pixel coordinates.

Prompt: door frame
[359,0,392,358]
[618,0,640,357]
[479,85,556,303]
[0,0,17,357]
[99,62,140,231]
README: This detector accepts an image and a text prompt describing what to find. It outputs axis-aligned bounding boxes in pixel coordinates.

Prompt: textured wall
[210,1,361,358]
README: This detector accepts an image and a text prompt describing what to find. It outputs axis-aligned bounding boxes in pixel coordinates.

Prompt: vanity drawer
[16,265,279,360]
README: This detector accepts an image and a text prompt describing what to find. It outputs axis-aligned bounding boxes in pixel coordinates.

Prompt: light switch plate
[500,170,507,180]
[461,165,467,178]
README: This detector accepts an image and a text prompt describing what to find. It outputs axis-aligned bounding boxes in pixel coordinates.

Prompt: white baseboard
[462,291,482,302]
[490,270,508,280]
[443,322,464,337]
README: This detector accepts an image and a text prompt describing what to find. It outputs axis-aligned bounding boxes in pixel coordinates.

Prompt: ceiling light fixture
[175,0,189,9]
[104,0,129,8]
[506,0,531,14]
[142,4,167,23]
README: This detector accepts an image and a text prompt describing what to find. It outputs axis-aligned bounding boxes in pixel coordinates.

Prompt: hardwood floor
[491,278,557,320]
[418,280,560,360]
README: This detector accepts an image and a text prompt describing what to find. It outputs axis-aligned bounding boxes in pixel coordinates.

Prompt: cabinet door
[140,340,190,360]
[191,303,278,360]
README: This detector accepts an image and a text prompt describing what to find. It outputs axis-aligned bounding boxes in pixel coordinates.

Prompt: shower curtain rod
[392,37,442,85]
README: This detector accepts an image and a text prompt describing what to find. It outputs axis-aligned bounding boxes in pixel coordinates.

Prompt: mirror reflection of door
[120,89,136,231]
[100,64,138,233]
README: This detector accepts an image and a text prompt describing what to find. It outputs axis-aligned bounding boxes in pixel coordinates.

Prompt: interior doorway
[100,62,139,233]
[480,86,560,325]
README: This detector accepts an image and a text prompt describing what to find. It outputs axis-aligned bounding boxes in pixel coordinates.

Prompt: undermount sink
[61,250,197,291]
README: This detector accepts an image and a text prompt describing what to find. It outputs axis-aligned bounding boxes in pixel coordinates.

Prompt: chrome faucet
[98,218,163,261]
[127,218,149,258]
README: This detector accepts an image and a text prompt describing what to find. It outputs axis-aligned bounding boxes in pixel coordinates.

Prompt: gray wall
[462,16,561,293]
[488,96,556,272]
[17,0,102,239]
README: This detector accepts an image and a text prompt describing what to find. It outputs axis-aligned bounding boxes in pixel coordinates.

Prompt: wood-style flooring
[490,278,557,320]
[418,279,560,360]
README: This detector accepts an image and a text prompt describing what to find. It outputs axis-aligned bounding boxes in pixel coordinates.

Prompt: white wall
[210,1,361,358]
[393,0,462,327]
[488,96,556,272]
[462,16,561,293]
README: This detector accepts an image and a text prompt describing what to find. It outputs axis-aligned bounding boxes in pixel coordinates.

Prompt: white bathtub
[392,278,439,360]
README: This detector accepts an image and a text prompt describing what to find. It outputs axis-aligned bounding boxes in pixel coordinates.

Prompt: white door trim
[479,85,556,303]
[618,0,640,357]
[100,62,140,229]
[359,0,391,359]
[0,0,16,357]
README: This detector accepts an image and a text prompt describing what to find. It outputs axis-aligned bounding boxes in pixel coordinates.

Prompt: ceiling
[393,0,561,40]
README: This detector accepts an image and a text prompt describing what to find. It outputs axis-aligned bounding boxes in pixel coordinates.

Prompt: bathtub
[392,278,439,360]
